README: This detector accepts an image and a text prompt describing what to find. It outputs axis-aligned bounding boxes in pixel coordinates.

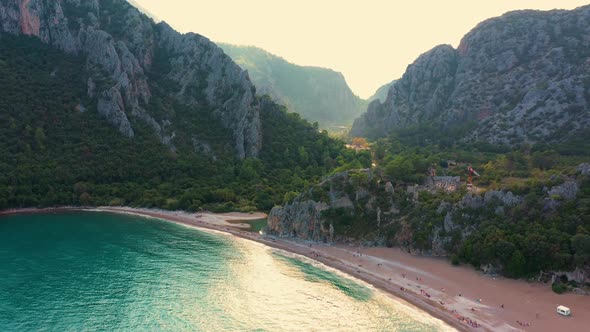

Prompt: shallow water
[0,212,454,331]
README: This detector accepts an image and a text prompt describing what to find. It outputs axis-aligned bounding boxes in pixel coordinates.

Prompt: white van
[557,305,571,316]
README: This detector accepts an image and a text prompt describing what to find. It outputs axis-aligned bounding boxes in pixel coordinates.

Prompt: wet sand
[3,207,589,331]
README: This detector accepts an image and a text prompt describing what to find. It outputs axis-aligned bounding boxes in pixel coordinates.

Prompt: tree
[79,192,92,205]
[283,191,299,204]
[34,127,46,150]
[505,250,526,278]
[384,155,414,182]
[298,146,309,164]
[494,239,516,265]
[572,233,590,266]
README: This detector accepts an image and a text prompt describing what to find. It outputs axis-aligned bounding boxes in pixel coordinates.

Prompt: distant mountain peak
[219,43,367,128]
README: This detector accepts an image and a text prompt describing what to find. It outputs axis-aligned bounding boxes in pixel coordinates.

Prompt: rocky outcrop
[96,86,134,137]
[266,169,393,242]
[543,268,590,285]
[578,163,590,176]
[157,26,261,158]
[352,6,590,145]
[267,199,330,241]
[548,181,579,201]
[543,179,580,211]
[268,170,530,250]
[0,0,261,158]
[458,190,523,210]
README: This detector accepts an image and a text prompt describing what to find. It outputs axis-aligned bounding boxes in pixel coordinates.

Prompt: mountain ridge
[351,5,590,145]
[0,0,363,212]
[219,43,367,128]
[0,0,261,158]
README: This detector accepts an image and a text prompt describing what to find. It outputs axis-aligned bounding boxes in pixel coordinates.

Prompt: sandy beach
[3,207,589,331]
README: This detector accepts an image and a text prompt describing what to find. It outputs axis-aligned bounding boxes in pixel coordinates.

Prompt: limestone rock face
[578,163,590,176]
[352,6,590,145]
[0,0,261,158]
[549,268,589,284]
[267,199,330,241]
[97,86,134,137]
[156,24,261,158]
[483,190,523,207]
[351,45,458,138]
[548,181,579,201]
[267,169,376,242]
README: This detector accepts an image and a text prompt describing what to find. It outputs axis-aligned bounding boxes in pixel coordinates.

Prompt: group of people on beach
[420,289,431,298]
[398,272,486,329]
[309,250,320,258]
[344,246,508,330]
[452,310,481,328]
[516,320,531,327]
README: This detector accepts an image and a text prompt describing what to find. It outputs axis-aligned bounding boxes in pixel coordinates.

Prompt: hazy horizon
[132,0,589,98]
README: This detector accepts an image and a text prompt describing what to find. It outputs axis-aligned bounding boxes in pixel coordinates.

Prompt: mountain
[0,0,362,211]
[265,5,590,284]
[219,43,367,128]
[351,6,590,145]
[367,80,396,103]
[1,0,262,158]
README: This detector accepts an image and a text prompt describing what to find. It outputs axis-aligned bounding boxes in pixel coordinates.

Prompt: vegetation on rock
[0,33,365,212]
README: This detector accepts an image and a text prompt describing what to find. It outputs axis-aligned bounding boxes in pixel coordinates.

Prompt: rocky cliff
[219,43,367,128]
[0,0,261,158]
[267,164,588,258]
[351,6,590,144]
[266,162,590,283]
[267,169,400,243]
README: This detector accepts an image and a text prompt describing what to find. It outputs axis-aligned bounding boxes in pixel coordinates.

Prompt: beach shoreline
[3,207,589,332]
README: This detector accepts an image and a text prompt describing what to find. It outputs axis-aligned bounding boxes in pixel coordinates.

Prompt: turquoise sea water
[0,212,453,331]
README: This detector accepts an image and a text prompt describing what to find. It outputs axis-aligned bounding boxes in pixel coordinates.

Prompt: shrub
[552,282,568,294]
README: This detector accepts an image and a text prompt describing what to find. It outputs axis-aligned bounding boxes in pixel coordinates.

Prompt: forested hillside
[0,33,360,211]
[269,5,590,286]
[220,44,367,129]
[269,124,590,284]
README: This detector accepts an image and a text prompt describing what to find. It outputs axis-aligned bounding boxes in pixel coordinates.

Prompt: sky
[132,0,590,99]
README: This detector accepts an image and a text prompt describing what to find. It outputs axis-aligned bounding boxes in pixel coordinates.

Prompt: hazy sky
[133,0,589,98]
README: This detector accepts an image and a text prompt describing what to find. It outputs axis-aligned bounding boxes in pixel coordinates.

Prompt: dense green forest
[0,34,365,212]
[346,126,590,282]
